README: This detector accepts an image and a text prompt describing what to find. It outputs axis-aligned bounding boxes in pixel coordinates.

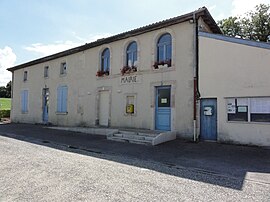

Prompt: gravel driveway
[0,135,269,202]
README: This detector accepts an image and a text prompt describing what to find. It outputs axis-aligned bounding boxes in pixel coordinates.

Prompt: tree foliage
[218,4,270,42]
[0,81,11,98]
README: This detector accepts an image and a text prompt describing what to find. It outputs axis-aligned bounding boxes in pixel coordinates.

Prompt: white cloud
[231,0,269,16]
[24,41,81,56]
[0,46,16,86]
[24,33,112,57]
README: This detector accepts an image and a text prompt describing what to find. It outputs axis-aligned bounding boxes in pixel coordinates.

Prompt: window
[57,86,68,113]
[21,90,28,113]
[157,33,172,64]
[101,48,110,73]
[227,97,270,123]
[60,62,67,75]
[250,98,270,122]
[227,98,248,122]
[23,71,28,81]
[126,42,137,67]
[44,66,49,78]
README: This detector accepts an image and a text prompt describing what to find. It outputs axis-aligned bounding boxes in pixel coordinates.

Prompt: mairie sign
[120,75,142,85]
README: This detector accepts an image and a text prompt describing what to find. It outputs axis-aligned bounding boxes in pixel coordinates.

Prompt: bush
[0,110,10,118]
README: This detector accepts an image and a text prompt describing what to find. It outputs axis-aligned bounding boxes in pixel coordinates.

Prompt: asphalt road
[0,135,269,202]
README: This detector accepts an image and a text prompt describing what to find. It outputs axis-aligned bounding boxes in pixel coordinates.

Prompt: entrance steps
[47,126,176,146]
[107,129,176,146]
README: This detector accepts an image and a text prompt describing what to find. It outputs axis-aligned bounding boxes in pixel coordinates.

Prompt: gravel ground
[0,135,269,202]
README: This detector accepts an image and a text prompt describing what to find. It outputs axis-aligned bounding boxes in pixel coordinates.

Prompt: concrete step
[107,130,159,145]
[107,129,176,146]
[107,136,152,145]
[107,130,157,145]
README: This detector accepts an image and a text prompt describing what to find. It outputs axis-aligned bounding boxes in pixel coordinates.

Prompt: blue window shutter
[21,91,24,112]
[21,90,28,112]
[62,86,68,112]
[57,87,62,112]
[25,90,28,112]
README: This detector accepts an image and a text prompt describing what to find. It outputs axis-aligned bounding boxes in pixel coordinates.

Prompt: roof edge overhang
[7,7,221,72]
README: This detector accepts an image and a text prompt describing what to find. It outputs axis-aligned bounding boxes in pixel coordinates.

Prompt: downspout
[10,72,14,121]
[192,12,199,142]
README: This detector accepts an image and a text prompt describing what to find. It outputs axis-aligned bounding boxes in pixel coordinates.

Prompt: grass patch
[0,98,11,110]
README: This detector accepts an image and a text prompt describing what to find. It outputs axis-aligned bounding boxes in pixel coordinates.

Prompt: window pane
[251,114,270,122]
[127,42,137,52]
[127,52,132,66]
[44,66,49,77]
[227,98,248,122]
[126,42,137,66]
[101,48,110,71]
[166,44,172,60]
[250,97,270,122]
[158,88,171,108]
[133,51,137,63]
[158,34,172,44]
[158,46,165,62]
[23,71,27,81]
[157,34,171,62]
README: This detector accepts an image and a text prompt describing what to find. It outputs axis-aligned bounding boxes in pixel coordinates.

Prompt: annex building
[8,7,270,147]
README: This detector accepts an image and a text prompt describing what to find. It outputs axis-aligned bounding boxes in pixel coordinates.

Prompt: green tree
[0,81,11,98]
[5,81,11,98]
[218,4,270,42]
[0,86,6,98]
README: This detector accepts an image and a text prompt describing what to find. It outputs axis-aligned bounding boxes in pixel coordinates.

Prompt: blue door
[43,88,49,123]
[155,86,171,131]
[200,98,217,141]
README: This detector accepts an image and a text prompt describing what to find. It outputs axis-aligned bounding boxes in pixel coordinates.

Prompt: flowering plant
[96,70,110,77]
[121,66,137,75]
[153,59,172,69]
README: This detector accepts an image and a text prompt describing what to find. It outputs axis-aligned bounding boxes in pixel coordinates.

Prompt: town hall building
[8,7,270,147]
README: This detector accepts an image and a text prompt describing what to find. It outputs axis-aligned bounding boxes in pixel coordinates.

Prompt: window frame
[157,33,172,63]
[44,66,49,78]
[23,71,28,81]
[226,97,270,123]
[126,41,137,67]
[101,48,110,73]
[60,62,67,75]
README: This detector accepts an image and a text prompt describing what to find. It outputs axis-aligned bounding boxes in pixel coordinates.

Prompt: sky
[0,0,269,86]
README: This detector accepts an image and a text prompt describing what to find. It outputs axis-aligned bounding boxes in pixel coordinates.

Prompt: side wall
[199,33,270,146]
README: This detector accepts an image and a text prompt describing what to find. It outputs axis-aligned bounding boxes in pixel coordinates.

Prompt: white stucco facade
[10,9,218,140]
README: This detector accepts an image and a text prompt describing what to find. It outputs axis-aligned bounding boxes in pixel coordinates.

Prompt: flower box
[96,70,109,77]
[153,59,171,69]
[121,66,137,75]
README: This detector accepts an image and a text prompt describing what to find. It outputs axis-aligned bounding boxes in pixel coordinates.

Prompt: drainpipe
[10,72,14,121]
[192,11,199,142]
